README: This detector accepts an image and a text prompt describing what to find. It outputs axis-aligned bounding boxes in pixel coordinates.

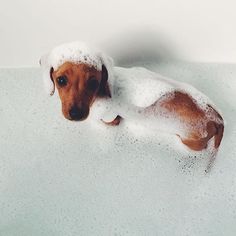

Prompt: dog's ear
[98,53,114,98]
[40,53,55,96]
[98,65,111,97]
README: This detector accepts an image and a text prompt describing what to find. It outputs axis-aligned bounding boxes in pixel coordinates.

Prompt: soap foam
[49,41,103,71]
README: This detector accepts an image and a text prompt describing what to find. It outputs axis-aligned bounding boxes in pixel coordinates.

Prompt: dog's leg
[178,121,224,151]
[102,115,123,126]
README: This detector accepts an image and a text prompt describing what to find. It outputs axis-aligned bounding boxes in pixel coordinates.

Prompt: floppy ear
[98,53,114,98]
[40,53,55,96]
[98,65,111,97]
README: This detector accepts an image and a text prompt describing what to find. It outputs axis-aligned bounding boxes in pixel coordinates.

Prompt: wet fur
[52,62,224,152]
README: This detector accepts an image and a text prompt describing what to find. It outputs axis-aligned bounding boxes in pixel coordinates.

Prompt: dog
[40,41,224,152]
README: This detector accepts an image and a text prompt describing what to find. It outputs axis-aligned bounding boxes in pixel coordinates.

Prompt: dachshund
[40,42,224,152]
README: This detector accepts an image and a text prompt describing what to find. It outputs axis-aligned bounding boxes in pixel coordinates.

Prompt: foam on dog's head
[40,41,114,96]
[49,42,103,71]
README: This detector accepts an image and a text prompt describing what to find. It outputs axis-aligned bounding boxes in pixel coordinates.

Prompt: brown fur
[159,91,224,151]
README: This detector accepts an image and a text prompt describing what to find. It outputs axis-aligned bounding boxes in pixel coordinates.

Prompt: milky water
[0,62,236,235]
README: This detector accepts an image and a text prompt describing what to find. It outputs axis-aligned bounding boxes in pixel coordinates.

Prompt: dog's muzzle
[69,105,88,121]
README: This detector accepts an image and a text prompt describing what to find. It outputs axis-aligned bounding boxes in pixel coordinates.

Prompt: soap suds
[49,41,103,71]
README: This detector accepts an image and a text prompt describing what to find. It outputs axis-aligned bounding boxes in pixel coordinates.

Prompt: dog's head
[40,42,113,121]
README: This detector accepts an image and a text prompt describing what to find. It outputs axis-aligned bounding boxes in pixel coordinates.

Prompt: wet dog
[40,42,224,152]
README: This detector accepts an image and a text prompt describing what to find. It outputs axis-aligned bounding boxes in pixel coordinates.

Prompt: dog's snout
[69,106,85,120]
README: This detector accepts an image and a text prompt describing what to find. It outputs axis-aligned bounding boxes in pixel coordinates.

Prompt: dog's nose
[69,106,85,120]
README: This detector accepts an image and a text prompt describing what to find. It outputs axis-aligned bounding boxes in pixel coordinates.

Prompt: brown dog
[41,42,224,152]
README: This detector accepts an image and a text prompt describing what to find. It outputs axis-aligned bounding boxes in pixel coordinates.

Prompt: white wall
[0,0,235,67]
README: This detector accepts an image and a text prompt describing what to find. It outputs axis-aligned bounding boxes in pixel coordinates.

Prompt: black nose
[69,106,84,120]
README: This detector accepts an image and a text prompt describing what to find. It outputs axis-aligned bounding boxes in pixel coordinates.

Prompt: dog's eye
[87,77,99,91]
[57,76,68,87]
